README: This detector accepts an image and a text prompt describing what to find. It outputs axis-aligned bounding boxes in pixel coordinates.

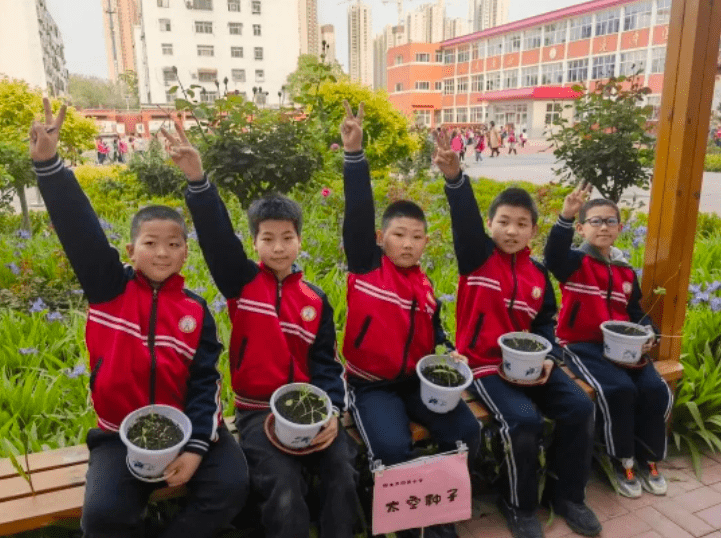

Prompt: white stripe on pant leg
[564,347,617,457]
[473,378,519,507]
[348,389,377,467]
[662,377,674,460]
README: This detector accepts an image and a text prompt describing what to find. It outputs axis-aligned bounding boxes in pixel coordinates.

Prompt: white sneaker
[613,458,642,498]
[638,462,668,495]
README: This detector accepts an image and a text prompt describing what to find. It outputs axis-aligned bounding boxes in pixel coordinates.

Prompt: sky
[45,0,582,79]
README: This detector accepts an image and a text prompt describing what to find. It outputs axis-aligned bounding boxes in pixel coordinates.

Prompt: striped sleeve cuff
[556,215,575,228]
[33,155,64,177]
[444,172,465,189]
[344,150,365,164]
[183,435,210,455]
[187,174,211,193]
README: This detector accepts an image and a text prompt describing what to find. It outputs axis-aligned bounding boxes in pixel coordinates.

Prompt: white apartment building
[348,1,373,86]
[469,0,509,32]
[405,1,444,43]
[0,0,68,95]
[135,0,300,105]
[299,0,319,56]
[444,17,469,39]
[320,24,336,63]
[373,24,406,90]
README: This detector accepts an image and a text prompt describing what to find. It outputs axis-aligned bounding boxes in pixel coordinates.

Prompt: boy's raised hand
[561,182,593,220]
[29,97,66,162]
[433,130,461,181]
[161,122,204,182]
[340,100,364,152]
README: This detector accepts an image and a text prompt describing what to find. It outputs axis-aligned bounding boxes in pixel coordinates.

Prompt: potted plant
[498,332,552,382]
[600,320,654,365]
[270,383,332,450]
[416,355,473,413]
[119,404,192,482]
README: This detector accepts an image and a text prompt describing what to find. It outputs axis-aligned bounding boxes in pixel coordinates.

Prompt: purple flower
[98,218,113,231]
[65,363,87,378]
[15,243,25,251]
[299,250,311,260]
[691,292,710,306]
[635,268,643,280]
[46,311,63,322]
[440,294,455,303]
[621,250,631,259]
[632,237,642,249]
[235,232,245,241]
[705,281,721,293]
[18,347,38,355]
[109,233,121,242]
[16,229,31,239]
[211,297,226,313]
[29,297,48,313]
[5,262,20,275]
[634,226,648,237]
[689,284,702,294]
[622,223,632,233]
[710,297,721,312]
[188,230,198,240]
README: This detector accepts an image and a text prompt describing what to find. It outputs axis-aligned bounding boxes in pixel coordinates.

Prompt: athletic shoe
[497,497,544,538]
[552,499,602,537]
[638,461,668,495]
[612,459,642,498]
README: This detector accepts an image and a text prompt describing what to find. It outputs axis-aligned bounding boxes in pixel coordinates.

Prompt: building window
[157,0,169,7]
[254,47,263,60]
[456,108,468,123]
[231,68,245,82]
[435,81,442,91]
[569,15,593,41]
[485,71,501,91]
[596,10,620,36]
[505,34,521,53]
[415,53,430,62]
[159,18,171,32]
[231,46,243,58]
[471,74,484,92]
[457,77,469,92]
[443,109,454,123]
[228,0,240,11]
[592,54,616,79]
[193,0,213,9]
[229,22,242,34]
[651,47,666,73]
[197,45,214,57]
[488,37,503,56]
[195,21,213,33]
[443,79,454,94]
[541,62,564,85]
[166,91,176,103]
[443,50,455,64]
[395,55,403,64]
[656,0,672,25]
[624,2,652,31]
[522,66,538,87]
[395,83,403,92]
[457,46,470,62]
[163,67,176,84]
[251,0,261,14]
[544,22,566,46]
[524,28,542,50]
[200,91,219,102]
[253,24,261,36]
[619,49,647,76]
[435,50,443,62]
[567,58,589,82]
[414,110,431,126]
[415,81,430,90]
[503,70,518,89]
[198,70,217,82]
[545,102,562,124]
[162,43,173,55]
[255,69,264,82]
[471,107,484,122]
[646,95,661,120]
[477,41,486,58]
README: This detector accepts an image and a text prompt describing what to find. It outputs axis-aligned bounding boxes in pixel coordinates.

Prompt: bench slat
[0,464,87,503]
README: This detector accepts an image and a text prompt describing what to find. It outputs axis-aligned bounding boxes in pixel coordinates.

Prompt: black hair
[488,187,539,225]
[490,121,495,127]
[579,198,620,222]
[130,205,188,243]
[381,200,427,231]
[247,193,303,238]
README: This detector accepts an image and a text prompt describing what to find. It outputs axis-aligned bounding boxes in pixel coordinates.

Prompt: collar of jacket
[258,262,304,283]
[494,245,532,263]
[134,270,186,292]
[579,242,632,268]
[382,254,424,275]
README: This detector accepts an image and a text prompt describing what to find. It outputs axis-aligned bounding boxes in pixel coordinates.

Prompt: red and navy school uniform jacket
[342,151,454,384]
[34,156,223,456]
[444,173,562,379]
[184,178,347,414]
[544,215,653,346]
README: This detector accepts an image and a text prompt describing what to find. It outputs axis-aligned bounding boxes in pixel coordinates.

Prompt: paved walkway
[458,451,721,538]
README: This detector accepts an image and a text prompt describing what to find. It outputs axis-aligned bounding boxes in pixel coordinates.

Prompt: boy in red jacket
[163,124,359,538]
[544,185,672,499]
[434,133,600,538]
[30,100,248,538]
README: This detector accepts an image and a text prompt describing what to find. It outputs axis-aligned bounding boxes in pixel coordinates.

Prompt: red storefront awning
[478,86,581,102]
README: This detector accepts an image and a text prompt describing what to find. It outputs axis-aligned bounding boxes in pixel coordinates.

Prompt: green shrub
[127,138,186,198]
[704,153,721,172]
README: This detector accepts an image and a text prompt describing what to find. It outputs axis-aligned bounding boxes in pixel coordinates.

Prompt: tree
[68,74,138,110]
[118,70,140,103]
[546,75,655,203]
[285,53,345,104]
[0,77,98,230]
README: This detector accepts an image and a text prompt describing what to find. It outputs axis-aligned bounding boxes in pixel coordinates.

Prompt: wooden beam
[642,0,721,363]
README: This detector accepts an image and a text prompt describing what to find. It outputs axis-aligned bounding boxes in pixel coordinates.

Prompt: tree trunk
[14,180,31,233]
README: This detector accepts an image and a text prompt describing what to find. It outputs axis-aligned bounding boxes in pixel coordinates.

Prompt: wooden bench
[0,360,683,537]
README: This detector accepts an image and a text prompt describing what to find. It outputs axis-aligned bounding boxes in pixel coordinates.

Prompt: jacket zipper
[606,264,614,319]
[148,288,160,405]
[507,254,521,330]
[275,275,295,384]
[89,357,103,392]
[397,298,418,378]
[234,337,248,372]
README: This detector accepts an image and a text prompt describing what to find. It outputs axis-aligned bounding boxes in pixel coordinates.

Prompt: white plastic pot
[270,383,332,449]
[119,404,191,481]
[498,332,552,382]
[416,355,473,413]
[600,321,653,365]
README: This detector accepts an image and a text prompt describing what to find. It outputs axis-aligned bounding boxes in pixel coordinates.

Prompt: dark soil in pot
[276,390,328,424]
[605,323,648,337]
[127,413,184,450]
[502,337,547,352]
[421,364,467,387]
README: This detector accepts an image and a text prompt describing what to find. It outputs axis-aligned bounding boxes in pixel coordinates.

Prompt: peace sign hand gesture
[29,97,66,162]
[432,130,461,181]
[160,122,204,182]
[561,182,593,220]
[340,100,364,153]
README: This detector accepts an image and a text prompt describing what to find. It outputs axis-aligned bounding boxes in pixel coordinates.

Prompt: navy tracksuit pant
[349,376,481,468]
[470,366,595,512]
[564,343,674,463]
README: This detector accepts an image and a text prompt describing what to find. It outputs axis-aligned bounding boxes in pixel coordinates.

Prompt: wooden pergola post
[641,0,721,364]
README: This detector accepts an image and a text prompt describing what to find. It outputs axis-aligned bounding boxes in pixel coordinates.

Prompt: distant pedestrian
[507,128,518,155]
[520,129,528,148]
[451,130,465,162]
[117,138,128,163]
[475,134,485,162]
[488,121,501,158]
[96,138,109,165]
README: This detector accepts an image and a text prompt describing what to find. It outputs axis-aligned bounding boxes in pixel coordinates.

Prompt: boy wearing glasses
[544,186,673,500]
